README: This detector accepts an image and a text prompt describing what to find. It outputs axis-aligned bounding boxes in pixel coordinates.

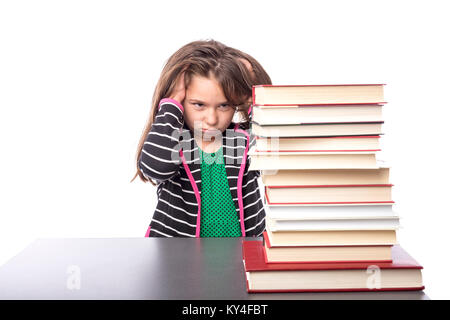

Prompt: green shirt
[199,146,242,237]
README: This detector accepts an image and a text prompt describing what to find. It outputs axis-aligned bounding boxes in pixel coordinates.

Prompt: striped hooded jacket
[139,98,266,238]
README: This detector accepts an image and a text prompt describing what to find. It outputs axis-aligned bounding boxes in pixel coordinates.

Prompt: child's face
[183,74,236,142]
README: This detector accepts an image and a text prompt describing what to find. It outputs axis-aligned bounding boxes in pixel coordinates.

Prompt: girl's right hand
[169,71,186,105]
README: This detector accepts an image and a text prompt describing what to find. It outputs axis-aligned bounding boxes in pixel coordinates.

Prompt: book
[265,215,400,231]
[262,232,392,263]
[261,167,390,186]
[265,204,396,220]
[251,122,383,137]
[252,84,386,105]
[252,104,383,125]
[242,240,424,292]
[248,151,379,170]
[255,135,381,152]
[264,222,397,246]
[265,184,394,205]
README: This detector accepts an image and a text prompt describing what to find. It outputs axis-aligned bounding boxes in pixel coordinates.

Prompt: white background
[1,0,449,299]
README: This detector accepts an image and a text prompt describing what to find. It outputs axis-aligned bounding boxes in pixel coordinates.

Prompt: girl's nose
[205,107,218,126]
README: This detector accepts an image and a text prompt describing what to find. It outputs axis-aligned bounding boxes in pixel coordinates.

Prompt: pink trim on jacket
[179,149,202,238]
[234,124,250,237]
[145,226,151,237]
[159,98,184,112]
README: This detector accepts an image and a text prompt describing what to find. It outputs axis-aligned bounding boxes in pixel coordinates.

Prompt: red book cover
[253,135,382,152]
[264,185,396,205]
[255,149,382,153]
[266,184,393,188]
[253,84,387,87]
[251,120,385,124]
[252,103,386,107]
[252,84,387,106]
[244,240,422,272]
[242,241,424,293]
[263,231,393,250]
[261,232,393,264]
[255,136,381,153]
[255,135,381,139]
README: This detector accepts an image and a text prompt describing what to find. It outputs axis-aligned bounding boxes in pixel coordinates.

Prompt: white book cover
[266,215,401,231]
[265,204,398,220]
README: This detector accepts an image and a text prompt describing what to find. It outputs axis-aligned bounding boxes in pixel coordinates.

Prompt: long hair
[131,39,272,185]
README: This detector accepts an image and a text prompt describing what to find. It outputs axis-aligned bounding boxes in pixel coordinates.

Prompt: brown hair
[131,39,272,185]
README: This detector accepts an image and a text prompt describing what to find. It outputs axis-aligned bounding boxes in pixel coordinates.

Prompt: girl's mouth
[201,128,221,139]
[202,128,218,133]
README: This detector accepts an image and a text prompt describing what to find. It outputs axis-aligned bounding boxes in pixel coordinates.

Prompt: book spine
[253,84,387,87]
[254,102,387,107]
[266,184,394,188]
[252,86,256,105]
[264,186,395,205]
[255,149,382,152]
[247,286,425,293]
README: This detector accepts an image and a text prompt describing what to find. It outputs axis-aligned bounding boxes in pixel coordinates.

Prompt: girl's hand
[169,71,186,105]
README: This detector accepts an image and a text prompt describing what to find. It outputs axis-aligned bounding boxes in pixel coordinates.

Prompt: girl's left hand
[169,71,187,106]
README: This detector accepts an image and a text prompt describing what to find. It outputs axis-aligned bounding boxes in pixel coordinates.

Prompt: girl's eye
[193,103,230,109]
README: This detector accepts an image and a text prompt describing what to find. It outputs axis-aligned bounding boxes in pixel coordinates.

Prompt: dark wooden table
[0,237,428,300]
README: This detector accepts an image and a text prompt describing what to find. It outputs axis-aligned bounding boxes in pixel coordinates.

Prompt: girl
[131,39,272,238]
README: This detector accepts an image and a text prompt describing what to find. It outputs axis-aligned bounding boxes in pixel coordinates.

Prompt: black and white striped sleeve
[138,99,184,182]
[248,128,261,178]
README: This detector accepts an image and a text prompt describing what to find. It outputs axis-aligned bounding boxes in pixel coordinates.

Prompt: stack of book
[244,84,424,292]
